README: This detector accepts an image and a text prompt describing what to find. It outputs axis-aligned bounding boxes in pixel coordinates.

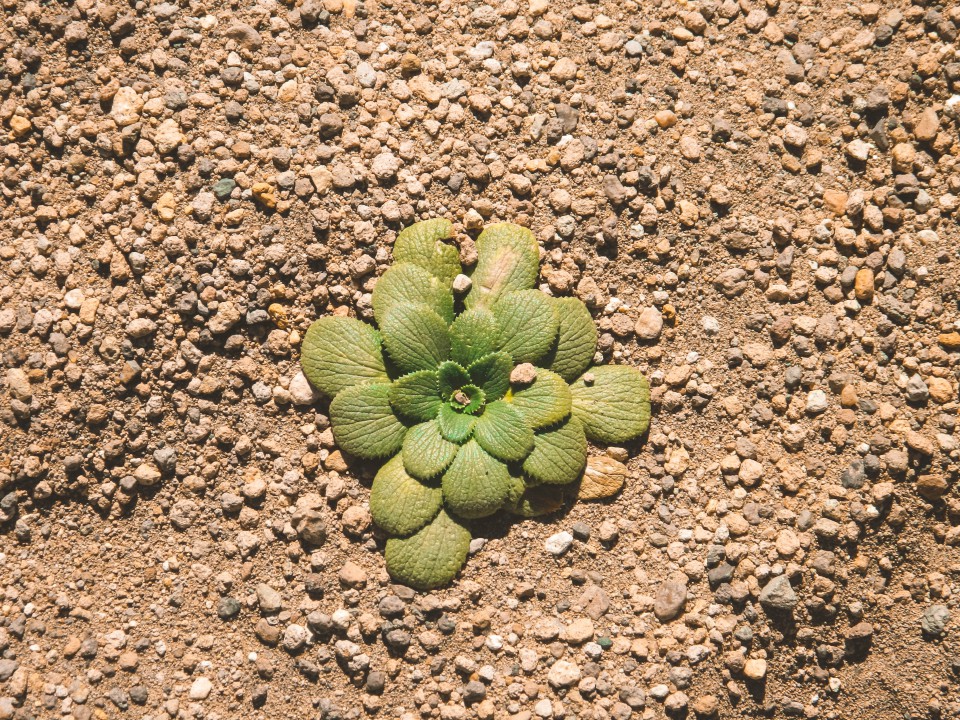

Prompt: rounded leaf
[522,416,588,485]
[301,316,388,397]
[438,403,476,443]
[546,297,598,382]
[381,304,451,373]
[403,420,459,479]
[373,262,454,326]
[450,308,500,366]
[385,509,471,590]
[370,454,443,536]
[330,383,407,459]
[473,400,535,463]
[467,351,512,401]
[394,219,461,284]
[570,365,651,443]
[510,369,572,429]
[441,439,511,519]
[505,483,567,517]
[465,223,540,309]
[389,370,442,422]
[493,290,560,365]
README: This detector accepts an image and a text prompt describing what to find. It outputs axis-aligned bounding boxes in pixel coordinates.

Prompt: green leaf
[372,262,455,326]
[468,351,512,401]
[493,290,559,364]
[394,219,461,284]
[437,361,470,400]
[465,223,540,309]
[505,482,568,517]
[450,308,500,366]
[385,509,471,590]
[510,369,572,429]
[402,420,459,480]
[441,439,511,518]
[301,316,389,397]
[381,304,450,373]
[546,298,598,382]
[522,416,588,485]
[570,365,651,443]
[389,371,442,422]
[329,383,408,459]
[438,404,476,443]
[473,400,534,463]
[370,454,443,536]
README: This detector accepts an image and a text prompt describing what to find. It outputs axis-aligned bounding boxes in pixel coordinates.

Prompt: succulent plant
[301,219,651,589]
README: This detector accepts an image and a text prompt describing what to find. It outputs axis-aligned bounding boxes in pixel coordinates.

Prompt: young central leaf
[441,439,511,518]
[570,365,651,443]
[451,384,485,414]
[522,416,588,485]
[449,308,500,366]
[393,218,461,284]
[370,454,443,537]
[372,262,455,325]
[381,303,450,374]
[437,361,471,401]
[301,316,389,397]
[467,351,512,401]
[465,223,540,309]
[384,509,471,590]
[510,368,572,429]
[493,289,560,365]
[402,420,459,480]
[389,370,442,422]
[438,403,476,443]
[473,399,535,462]
[329,383,407,459]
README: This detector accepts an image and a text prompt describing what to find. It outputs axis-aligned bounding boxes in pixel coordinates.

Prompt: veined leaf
[301,316,388,397]
[468,351,512,401]
[450,308,500,366]
[570,365,651,443]
[402,420,459,480]
[373,262,455,326]
[441,440,511,519]
[330,383,407,459]
[510,368,572,429]
[394,219,461,284]
[493,290,559,364]
[370,454,442,536]
[389,370,442,422]
[465,223,540,309]
[438,403,476,443]
[437,361,470,400]
[522,416,587,485]
[546,297,598,382]
[381,304,450,373]
[473,400,534,463]
[385,509,471,590]
[505,482,567,517]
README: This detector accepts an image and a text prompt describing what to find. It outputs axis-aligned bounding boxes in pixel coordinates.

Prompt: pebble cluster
[2,0,960,718]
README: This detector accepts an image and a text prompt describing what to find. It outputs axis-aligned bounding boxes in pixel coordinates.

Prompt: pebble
[654,576,687,622]
[634,307,664,340]
[758,575,798,613]
[545,531,573,556]
[189,677,212,700]
[922,605,950,637]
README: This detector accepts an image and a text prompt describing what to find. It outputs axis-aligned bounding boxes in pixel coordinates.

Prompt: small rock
[654,576,687,622]
[547,659,581,688]
[189,677,212,700]
[922,605,950,637]
[634,307,664,340]
[510,363,538,386]
[545,531,574,556]
[743,658,767,681]
[759,575,797,613]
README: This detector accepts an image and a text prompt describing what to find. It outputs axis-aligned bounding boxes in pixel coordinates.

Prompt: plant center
[450,384,485,414]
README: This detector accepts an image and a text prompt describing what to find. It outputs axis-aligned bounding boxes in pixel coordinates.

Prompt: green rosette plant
[301,219,651,589]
